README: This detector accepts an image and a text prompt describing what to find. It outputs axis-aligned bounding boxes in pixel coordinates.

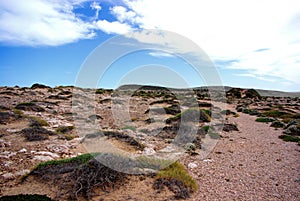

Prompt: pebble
[18,148,27,153]
[33,155,54,161]
[142,147,156,155]
[1,173,14,180]
[188,162,198,169]
[35,151,59,158]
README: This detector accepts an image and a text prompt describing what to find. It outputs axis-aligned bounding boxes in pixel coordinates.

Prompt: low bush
[28,116,49,127]
[15,102,45,112]
[25,153,126,200]
[262,110,289,118]
[166,108,211,124]
[154,161,198,199]
[255,117,275,123]
[21,127,54,141]
[279,135,300,143]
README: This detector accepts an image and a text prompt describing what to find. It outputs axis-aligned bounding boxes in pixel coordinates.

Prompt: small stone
[18,148,27,153]
[142,147,156,155]
[33,155,54,161]
[203,159,213,162]
[188,162,198,169]
[2,173,14,180]
[15,169,30,177]
[35,151,59,158]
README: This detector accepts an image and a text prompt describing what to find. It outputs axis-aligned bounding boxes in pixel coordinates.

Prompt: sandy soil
[184,106,300,200]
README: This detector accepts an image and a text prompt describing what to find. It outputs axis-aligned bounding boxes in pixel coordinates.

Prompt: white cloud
[94,20,132,34]
[110,6,137,24]
[90,1,102,19]
[148,51,175,58]
[119,0,300,88]
[0,0,132,46]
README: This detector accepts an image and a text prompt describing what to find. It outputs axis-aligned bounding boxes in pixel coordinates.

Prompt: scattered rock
[35,151,60,158]
[15,102,45,112]
[33,155,54,161]
[0,139,10,148]
[1,173,15,180]
[184,143,196,152]
[223,123,239,132]
[142,147,156,155]
[18,148,27,153]
[188,162,198,169]
[283,125,300,136]
[46,144,70,154]
[270,121,285,128]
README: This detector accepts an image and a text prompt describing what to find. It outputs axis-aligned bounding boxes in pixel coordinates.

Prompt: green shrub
[21,127,54,141]
[279,135,300,143]
[166,108,211,123]
[121,125,136,131]
[255,117,275,123]
[154,161,198,198]
[15,102,45,112]
[28,116,49,127]
[262,110,288,118]
[55,126,74,134]
[12,109,24,116]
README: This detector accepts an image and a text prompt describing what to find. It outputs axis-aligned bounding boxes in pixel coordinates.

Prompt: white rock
[142,147,156,155]
[0,151,16,159]
[203,159,213,162]
[0,139,10,147]
[46,144,69,154]
[33,155,53,161]
[188,162,198,169]
[15,169,30,177]
[18,148,27,153]
[1,173,14,180]
[35,151,59,158]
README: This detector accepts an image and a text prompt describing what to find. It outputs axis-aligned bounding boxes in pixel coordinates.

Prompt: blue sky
[0,0,299,91]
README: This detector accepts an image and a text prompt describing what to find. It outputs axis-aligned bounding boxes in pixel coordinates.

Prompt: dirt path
[186,106,300,200]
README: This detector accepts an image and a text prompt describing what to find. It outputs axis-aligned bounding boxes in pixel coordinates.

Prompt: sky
[0,0,299,91]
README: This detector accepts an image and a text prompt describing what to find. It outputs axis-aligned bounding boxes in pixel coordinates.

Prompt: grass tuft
[255,117,275,123]
[279,135,300,143]
[155,161,198,192]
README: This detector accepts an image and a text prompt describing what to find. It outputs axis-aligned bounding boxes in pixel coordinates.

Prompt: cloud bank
[0,0,299,89]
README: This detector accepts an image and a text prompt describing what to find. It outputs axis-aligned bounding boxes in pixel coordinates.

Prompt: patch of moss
[28,116,49,127]
[255,117,275,123]
[262,110,289,118]
[154,161,198,198]
[12,109,24,116]
[279,135,300,143]
[166,108,211,123]
[55,126,74,134]
[121,125,136,131]
[202,125,211,133]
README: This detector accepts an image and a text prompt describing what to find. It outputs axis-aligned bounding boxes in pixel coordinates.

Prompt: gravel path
[186,107,300,200]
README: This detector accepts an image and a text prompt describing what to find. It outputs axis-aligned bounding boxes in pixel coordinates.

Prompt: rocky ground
[0,84,299,200]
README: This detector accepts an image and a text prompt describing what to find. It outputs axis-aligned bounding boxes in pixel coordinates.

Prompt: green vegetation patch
[255,117,276,123]
[28,116,49,127]
[154,161,198,199]
[279,134,300,143]
[262,110,289,118]
[166,108,211,123]
[25,153,126,200]
[21,127,54,141]
[121,125,136,131]
[15,102,45,112]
